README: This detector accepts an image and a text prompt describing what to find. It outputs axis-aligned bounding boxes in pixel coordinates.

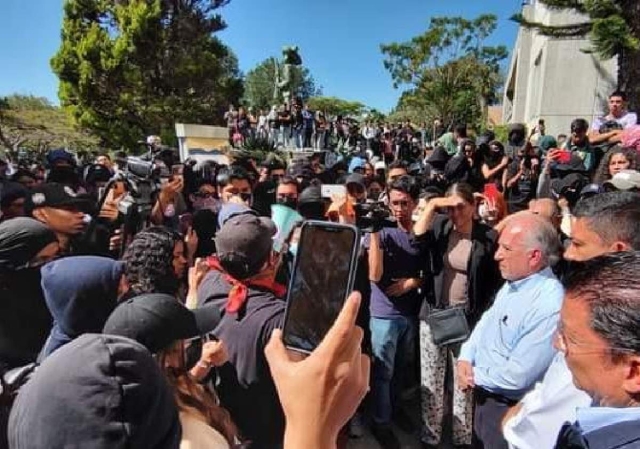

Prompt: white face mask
[478,203,489,220]
[289,242,298,256]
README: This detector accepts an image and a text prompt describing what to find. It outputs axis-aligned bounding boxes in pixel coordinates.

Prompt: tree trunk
[619,0,640,114]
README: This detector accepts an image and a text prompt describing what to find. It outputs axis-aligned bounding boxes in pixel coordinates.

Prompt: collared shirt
[577,406,640,435]
[504,353,591,449]
[459,267,563,399]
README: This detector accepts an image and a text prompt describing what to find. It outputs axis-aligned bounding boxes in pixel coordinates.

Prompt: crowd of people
[0,89,639,449]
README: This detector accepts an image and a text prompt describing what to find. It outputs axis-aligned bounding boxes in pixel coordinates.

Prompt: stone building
[503,0,618,138]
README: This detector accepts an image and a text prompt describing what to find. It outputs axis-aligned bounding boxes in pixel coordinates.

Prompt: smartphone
[179,213,193,235]
[557,150,572,164]
[321,184,347,199]
[282,221,360,353]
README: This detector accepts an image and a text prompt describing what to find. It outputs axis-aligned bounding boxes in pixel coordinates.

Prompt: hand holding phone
[282,221,360,353]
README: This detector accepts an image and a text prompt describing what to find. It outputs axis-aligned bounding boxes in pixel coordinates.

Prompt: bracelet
[196,360,212,371]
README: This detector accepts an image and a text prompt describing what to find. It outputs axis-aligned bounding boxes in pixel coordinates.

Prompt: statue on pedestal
[274,46,302,104]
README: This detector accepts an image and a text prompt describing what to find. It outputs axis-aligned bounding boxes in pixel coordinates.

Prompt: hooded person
[8,333,182,449]
[0,218,59,369]
[39,256,125,359]
[197,204,286,448]
[506,123,527,159]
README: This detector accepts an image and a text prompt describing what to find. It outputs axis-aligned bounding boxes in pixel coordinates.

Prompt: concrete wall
[503,1,617,138]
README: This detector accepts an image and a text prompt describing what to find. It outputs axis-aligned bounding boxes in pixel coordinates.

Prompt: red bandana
[207,256,286,314]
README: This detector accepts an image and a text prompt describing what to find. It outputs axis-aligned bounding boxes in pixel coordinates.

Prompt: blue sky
[0,0,521,113]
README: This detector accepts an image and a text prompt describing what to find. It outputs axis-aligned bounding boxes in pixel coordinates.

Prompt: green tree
[243,57,321,111]
[0,94,98,161]
[51,0,243,150]
[381,15,508,129]
[306,96,366,117]
[512,0,640,111]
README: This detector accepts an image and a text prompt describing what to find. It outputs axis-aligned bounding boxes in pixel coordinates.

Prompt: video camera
[354,201,397,233]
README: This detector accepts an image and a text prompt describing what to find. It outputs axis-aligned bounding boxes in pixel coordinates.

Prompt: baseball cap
[25,183,92,213]
[215,211,277,279]
[348,157,366,174]
[374,161,386,171]
[345,173,366,191]
[551,173,589,198]
[604,169,640,191]
[217,203,258,228]
[103,293,222,353]
[580,183,604,198]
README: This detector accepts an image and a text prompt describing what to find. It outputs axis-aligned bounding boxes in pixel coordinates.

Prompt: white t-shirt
[503,353,591,449]
[591,111,638,131]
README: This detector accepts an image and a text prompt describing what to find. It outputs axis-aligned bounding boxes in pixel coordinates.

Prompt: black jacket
[416,215,502,327]
[555,418,640,449]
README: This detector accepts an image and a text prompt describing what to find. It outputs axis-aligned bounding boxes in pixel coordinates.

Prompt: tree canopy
[243,57,321,111]
[0,94,98,161]
[51,0,243,151]
[381,14,508,129]
[512,0,640,111]
[306,96,366,118]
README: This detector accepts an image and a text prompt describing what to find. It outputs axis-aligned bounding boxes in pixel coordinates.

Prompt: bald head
[495,213,560,281]
[530,198,561,228]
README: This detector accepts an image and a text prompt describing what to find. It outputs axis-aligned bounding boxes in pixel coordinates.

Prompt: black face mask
[277,197,298,210]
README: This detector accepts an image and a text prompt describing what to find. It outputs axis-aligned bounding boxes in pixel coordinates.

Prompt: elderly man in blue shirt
[457,213,564,449]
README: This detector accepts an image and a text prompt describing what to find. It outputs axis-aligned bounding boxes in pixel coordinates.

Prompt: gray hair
[520,215,562,267]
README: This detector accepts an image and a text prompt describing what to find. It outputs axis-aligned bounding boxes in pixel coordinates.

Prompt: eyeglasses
[555,322,635,356]
[194,192,215,199]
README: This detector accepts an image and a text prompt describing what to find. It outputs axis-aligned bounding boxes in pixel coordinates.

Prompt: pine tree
[51,0,243,150]
[512,0,640,111]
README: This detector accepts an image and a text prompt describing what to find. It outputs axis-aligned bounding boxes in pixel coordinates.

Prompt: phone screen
[282,222,360,353]
[321,184,347,199]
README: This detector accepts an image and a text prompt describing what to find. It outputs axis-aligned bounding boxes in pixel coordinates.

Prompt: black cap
[103,294,222,353]
[25,182,92,213]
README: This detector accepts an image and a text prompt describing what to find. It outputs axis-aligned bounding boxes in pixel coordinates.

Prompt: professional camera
[354,201,396,233]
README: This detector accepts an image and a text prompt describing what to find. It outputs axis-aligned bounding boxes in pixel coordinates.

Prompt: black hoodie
[9,334,181,449]
[0,218,57,369]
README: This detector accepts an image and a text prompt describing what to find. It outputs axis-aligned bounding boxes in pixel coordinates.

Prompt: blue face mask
[289,242,298,257]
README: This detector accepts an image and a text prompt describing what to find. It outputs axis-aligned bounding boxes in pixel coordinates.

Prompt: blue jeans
[370,315,417,425]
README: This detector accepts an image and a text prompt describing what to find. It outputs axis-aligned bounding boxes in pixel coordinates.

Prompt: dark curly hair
[123,227,181,296]
[593,146,638,185]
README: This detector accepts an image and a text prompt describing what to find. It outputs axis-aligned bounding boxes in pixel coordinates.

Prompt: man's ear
[622,356,640,397]
[32,208,47,223]
[117,274,129,299]
[610,241,631,253]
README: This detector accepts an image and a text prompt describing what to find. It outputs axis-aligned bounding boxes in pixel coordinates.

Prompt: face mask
[194,197,220,213]
[289,242,298,256]
[478,203,489,219]
[277,197,298,210]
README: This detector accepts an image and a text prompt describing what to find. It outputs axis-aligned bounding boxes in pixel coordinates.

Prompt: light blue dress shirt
[459,267,564,399]
[577,406,640,435]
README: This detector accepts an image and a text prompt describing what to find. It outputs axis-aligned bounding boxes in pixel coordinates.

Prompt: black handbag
[427,307,470,347]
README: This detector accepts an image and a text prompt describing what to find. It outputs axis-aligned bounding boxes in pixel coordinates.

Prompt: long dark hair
[157,342,241,446]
